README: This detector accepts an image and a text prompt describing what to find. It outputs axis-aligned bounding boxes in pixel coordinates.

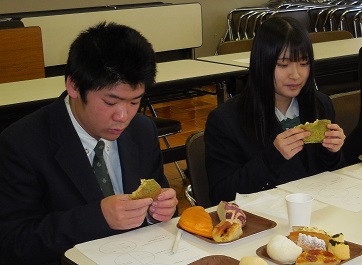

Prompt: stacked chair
[220,0,362,51]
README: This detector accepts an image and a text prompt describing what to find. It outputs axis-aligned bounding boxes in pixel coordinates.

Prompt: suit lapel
[48,93,103,202]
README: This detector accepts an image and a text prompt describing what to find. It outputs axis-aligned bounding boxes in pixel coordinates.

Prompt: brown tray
[178,210,277,244]
[188,255,239,265]
[256,240,362,264]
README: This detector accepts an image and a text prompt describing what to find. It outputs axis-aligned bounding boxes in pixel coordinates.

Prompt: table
[197,38,362,95]
[62,164,362,265]
[198,38,362,69]
[0,60,245,161]
[0,59,245,110]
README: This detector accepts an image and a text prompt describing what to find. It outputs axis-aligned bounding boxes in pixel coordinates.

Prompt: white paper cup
[285,193,314,229]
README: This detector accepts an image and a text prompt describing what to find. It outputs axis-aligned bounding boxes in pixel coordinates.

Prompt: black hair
[65,22,156,102]
[240,16,324,145]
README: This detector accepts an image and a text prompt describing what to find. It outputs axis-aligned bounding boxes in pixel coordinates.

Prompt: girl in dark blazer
[205,17,346,205]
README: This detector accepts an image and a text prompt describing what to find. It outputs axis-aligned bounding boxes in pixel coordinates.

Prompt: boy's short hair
[65,22,156,102]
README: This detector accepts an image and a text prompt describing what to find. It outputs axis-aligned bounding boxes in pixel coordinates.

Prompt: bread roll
[239,256,268,265]
[212,220,243,242]
[267,235,303,264]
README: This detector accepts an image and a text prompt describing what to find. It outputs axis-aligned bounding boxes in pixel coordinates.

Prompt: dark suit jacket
[205,92,345,205]
[343,124,362,165]
[0,92,170,264]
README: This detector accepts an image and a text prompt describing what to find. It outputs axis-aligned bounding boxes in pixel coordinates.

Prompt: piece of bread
[212,220,243,242]
[217,201,247,227]
[295,119,331,144]
[129,179,161,200]
[295,249,341,265]
[328,234,350,260]
[239,256,268,265]
[289,227,330,246]
[178,206,213,238]
[297,233,327,251]
[267,235,303,264]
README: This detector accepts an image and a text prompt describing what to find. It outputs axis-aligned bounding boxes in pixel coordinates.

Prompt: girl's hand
[322,123,345,152]
[274,128,311,160]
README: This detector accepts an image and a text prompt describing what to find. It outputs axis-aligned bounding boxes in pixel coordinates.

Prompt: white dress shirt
[275,97,299,122]
[64,95,124,194]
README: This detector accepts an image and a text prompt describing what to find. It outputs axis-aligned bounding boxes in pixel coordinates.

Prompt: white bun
[266,235,302,264]
[239,256,268,265]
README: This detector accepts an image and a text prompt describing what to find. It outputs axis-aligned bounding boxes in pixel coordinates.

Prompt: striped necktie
[93,140,115,197]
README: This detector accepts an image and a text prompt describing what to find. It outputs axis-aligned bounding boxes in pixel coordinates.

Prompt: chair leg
[161,136,187,184]
[184,184,196,206]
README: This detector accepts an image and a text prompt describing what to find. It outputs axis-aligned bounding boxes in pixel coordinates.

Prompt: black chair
[184,131,212,208]
[148,116,187,184]
[0,19,24,29]
[342,46,362,165]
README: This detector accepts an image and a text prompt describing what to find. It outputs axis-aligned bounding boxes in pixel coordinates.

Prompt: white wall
[0,0,269,56]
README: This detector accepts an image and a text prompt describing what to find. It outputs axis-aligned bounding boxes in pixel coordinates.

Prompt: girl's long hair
[239,16,323,145]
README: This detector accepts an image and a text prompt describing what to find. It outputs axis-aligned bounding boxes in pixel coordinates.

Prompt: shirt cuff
[146,212,159,225]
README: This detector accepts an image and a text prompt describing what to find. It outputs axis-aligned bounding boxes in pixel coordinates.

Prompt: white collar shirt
[64,95,123,194]
[275,97,299,122]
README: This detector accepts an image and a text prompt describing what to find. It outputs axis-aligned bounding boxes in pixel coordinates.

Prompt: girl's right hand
[273,128,311,160]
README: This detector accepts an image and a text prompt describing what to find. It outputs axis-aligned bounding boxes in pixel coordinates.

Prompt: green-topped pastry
[295,119,331,144]
[129,179,161,200]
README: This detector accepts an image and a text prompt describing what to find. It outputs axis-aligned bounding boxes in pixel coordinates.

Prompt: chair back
[0,26,45,83]
[0,19,24,29]
[216,39,253,55]
[185,131,212,208]
[309,30,353,43]
[341,46,362,164]
[330,90,361,137]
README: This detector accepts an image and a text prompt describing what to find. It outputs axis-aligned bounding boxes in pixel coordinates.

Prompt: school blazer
[0,92,169,264]
[205,91,345,205]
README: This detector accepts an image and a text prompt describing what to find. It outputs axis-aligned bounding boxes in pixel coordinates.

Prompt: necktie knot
[94,140,105,157]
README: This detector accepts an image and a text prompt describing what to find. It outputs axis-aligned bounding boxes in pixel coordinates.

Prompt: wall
[0,0,268,57]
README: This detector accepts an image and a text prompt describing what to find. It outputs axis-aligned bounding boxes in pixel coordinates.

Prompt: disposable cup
[285,193,314,229]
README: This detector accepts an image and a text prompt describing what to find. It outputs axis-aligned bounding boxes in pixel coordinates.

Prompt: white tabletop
[197,37,362,68]
[0,60,244,107]
[0,76,65,107]
[64,164,362,265]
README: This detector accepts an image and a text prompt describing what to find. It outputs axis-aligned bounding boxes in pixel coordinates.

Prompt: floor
[148,86,217,215]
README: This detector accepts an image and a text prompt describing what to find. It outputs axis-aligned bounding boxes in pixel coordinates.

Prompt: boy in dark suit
[0,22,178,264]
